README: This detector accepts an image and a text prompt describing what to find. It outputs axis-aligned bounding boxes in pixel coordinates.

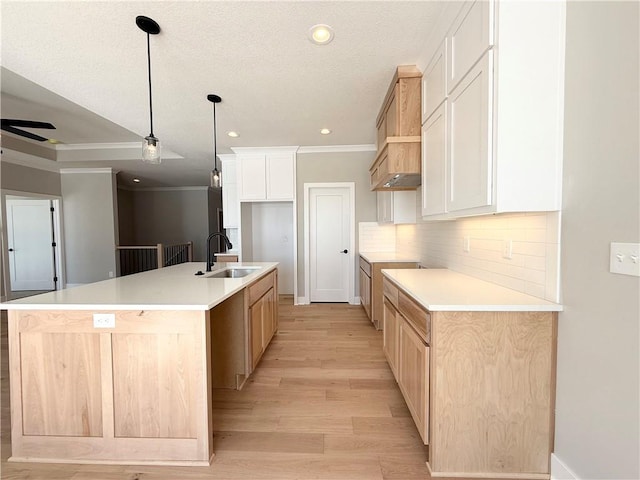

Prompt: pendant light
[207,94,222,188]
[136,15,162,164]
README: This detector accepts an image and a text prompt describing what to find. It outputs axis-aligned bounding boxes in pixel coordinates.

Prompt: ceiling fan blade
[1,119,57,142]
[1,119,56,130]
[0,124,50,142]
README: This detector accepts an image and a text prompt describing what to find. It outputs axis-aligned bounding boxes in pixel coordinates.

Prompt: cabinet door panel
[448,0,494,92]
[398,320,429,445]
[20,332,103,436]
[383,299,399,378]
[422,103,447,216]
[112,333,198,439]
[238,154,266,200]
[266,153,294,200]
[222,182,239,228]
[448,52,493,212]
[422,40,447,123]
[250,300,263,369]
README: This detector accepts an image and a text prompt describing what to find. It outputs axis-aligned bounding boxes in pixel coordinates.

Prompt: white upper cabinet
[447,51,493,212]
[420,0,565,219]
[220,156,239,228]
[266,153,295,200]
[236,149,296,202]
[422,40,447,124]
[447,0,494,93]
[421,103,447,216]
[377,191,417,225]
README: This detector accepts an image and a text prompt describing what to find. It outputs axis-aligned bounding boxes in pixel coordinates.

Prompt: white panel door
[267,153,295,200]
[238,154,266,200]
[6,198,55,291]
[310,187,350,302]
[422,102,447,216]
[447,51,493,212]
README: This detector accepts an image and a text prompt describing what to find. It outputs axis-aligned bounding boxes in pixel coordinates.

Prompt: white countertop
[359,251,420,263]
[1,262,278,311]
[382,269,562,312]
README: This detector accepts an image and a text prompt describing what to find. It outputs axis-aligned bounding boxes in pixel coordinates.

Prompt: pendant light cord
[213,101,217,170]
[147,32,154,136]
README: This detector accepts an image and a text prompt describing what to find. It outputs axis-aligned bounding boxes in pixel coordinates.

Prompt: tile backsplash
[359,222,396,252]
[395,212,561,302]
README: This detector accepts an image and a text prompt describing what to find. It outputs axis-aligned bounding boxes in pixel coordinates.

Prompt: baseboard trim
[551,454,578,480]
[296,296,309,305]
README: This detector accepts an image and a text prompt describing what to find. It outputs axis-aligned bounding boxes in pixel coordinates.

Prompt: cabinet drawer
[383,278,399,308]
[398,291,431,343]
[359,257,371,276]
[248,271,275,306]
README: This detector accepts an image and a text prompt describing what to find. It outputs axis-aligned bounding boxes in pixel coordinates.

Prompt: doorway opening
[1,192,65,300]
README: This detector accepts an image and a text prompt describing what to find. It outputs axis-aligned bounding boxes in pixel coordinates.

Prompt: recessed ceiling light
[320,128,331,135]
[133,178,141,183]
[227,131,239,138]
[309,24,334,45]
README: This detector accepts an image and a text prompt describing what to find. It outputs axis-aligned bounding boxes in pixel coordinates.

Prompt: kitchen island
[1,262,278,466]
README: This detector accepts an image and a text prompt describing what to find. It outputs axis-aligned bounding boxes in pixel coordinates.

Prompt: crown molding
[297,144,376,154]
[231,146,299,155]
[131,186,209,192]
[60,168,115,174]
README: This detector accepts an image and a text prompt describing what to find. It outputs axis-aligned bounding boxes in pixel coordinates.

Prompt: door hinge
[52,242,57,247]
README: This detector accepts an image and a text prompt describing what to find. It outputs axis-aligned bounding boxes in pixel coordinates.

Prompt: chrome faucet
[206,232,233,272]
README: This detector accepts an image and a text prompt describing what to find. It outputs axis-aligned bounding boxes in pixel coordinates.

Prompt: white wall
[243,202,294,295]
[61,169,118,285]
[554,2,639,478]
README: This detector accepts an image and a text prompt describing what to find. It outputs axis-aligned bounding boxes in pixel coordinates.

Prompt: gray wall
[116,186,135,246]
[61,170,118,284]
[296,150,377,296]
[1,161,61,196]
[129,188,210,261]
[556,2,639,478]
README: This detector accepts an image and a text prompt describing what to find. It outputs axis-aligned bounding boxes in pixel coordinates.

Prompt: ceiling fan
[1,119,56,142]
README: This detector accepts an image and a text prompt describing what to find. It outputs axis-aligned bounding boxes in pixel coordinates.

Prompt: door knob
[340,249,348,254]
[8,248,14,252]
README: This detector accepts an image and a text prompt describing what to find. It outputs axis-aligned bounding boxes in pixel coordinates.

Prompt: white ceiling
[1,1,449,187]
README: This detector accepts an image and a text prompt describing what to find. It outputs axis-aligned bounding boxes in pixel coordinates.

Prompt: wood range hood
[370,65,422,191]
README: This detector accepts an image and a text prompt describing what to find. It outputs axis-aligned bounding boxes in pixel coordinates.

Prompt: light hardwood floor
[1,299,445,479]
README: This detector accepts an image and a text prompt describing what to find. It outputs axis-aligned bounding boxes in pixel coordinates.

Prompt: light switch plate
[610,242,640,277]
[502,239,513,259]
[463,236,471,253]
[93,313,116,328]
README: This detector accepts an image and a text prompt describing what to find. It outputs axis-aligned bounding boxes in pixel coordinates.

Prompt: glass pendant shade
[142,134,161,164]
[211,165,222,188]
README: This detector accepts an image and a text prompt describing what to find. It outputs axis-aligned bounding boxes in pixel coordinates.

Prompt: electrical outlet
[502,239,513,259]
[610,242,640,276]
[93,313,115,329]
[108,271,114,278]
[463,236,471,253]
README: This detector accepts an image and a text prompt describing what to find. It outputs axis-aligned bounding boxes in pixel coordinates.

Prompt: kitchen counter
[359,251,420,263]
[1,262,277,311]
[382,268,562,312]
[3,262,279,466]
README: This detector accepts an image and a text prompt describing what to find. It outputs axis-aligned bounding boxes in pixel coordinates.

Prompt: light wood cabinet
[377,191,417,224]
[398,319,429,444]
[381,275,558,478]
[248,270,278,369]
[359,255,417,330]
[382,297,399,378]
[237,151,295,201]
[420,0,565,219]
[371,66,422,191]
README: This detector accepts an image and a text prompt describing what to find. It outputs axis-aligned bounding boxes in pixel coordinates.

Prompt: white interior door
[309,186,351,302]
[6,198,55,291]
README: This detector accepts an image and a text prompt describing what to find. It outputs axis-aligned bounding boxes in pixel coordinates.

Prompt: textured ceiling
[0,1,449,187]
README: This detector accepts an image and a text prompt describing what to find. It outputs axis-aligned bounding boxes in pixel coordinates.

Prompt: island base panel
[8,309,213,465]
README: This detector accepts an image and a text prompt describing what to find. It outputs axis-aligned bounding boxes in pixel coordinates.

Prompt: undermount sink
[206,267,261,278]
